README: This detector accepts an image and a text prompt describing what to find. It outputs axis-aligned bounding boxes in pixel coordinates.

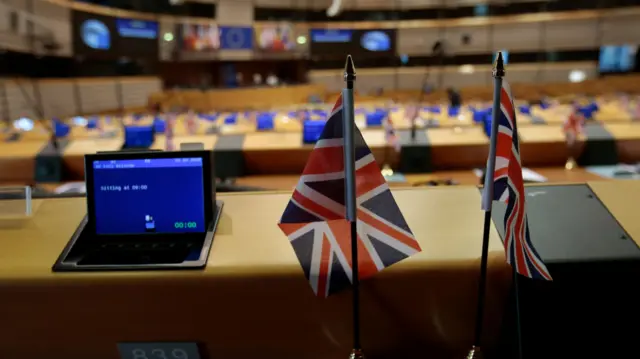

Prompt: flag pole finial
[344,54,357,86]
[493,52,505,78]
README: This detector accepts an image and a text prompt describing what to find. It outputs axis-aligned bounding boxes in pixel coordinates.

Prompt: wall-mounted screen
[72,10,158,59]
[219,26,253,50]
[256,23,295,51]
[309,29,395,58]
[599,45,637,73]
[182,24,220,51]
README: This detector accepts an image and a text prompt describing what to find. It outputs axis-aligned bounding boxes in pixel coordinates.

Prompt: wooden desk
[0,187,510,359]
[427,127,489,169]
[519,125,572,166]
[0,141,47,182]
[62,139,124,180]
[603,123,640,163]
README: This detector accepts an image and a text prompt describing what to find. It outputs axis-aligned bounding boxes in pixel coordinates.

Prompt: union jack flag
[488,80,552,281]
[278,95,422,297]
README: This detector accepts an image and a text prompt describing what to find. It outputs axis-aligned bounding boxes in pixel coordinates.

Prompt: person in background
[447,88,462,108]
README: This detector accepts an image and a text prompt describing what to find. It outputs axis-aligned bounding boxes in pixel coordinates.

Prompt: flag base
[349,349,365,359]
[565,157,577,170]
[466,346,483,359]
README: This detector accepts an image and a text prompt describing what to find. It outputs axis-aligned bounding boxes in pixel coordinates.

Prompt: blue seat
[428,106,441,114]
[202,114,218,122]
[53,120,70,138]
[124,126,154,149]
[153,118,166,133]
[303,120,326,144]
[448,106,461,117]
[365,112,385,127]
[519,105,531,115]
[224,114,238,125]
[472,109,489,124]
[86,117,98,129]
[256,113,275,131]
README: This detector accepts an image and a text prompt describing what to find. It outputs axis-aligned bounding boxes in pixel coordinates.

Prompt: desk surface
[0,186,505,282]
[0,181,636,359]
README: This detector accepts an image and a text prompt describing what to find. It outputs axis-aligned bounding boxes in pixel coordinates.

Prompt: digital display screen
[256,23,295,51]
[219,26,253,50]
[599,45,637,73]
[182,24,220,51]
[116,19,158,39]
[92,158,205,235]
[73,10,158,59]
[309,29,395,58]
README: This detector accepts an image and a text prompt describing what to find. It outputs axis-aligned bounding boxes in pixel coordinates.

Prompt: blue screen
[93,158,205,235]
[310,29,352,43]
[116,18,158,39]
[599,45,637,72]
[219,26,253,49]
[360,31,391,51]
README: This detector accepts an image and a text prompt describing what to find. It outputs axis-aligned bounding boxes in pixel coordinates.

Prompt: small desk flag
[483,80,552,281]
[383,116,401,153]
[278,95,422,297]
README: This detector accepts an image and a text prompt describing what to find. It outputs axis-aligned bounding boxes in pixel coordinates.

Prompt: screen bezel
[84,150,214,238]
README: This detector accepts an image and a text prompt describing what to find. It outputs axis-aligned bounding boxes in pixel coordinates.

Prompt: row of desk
[0,181,637,358]
[2,122,640,183]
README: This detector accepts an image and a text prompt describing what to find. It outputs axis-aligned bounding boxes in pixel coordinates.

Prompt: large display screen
[256,23,295,51]
[219,26,253,50]
[73,10,158,59]
[92,158,205,235]
[182,24,220,51]
[309,29,396,57]
[599,45,637,73]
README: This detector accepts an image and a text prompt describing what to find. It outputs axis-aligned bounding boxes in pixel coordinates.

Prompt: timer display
[174,222,198,229]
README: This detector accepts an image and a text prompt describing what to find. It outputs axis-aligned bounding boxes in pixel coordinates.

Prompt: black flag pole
[342,54,364,359]
[468,52,505,359]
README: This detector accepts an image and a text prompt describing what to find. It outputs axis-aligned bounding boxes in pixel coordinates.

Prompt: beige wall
[397,13,640,56]
[0,0,72,56]
[308,62,598,93]
[0,77,162,120]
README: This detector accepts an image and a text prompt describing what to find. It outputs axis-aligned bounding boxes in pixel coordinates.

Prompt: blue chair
[448,106,461,117]
[256,113,275,131]
[427,106,441,114]
[224,114,238,125]
[124,126,154,149]
[153,118,166,133]
[540,101,550,110]
[519,105,531,115]
[86,117,98,129]
[202,114,218,122]
[472,109,488,124]
[53,120,70,138]
[365,112,385,127]
[303,120,326,144]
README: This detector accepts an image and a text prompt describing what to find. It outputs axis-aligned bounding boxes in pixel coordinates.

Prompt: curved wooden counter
[0,187,510,359]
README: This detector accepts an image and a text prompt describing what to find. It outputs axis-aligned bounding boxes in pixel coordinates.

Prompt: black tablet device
[84,150,215,238]
[54,150,223,271]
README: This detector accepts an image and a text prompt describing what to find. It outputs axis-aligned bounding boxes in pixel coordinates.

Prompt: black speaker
[491,185,640,358]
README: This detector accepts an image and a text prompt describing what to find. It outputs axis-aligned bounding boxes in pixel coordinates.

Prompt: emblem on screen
[81,19,111,50]
[360,31,390,52]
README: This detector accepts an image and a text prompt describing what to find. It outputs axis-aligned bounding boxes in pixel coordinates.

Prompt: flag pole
[342,54,364,359]
[468,52,505,359]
